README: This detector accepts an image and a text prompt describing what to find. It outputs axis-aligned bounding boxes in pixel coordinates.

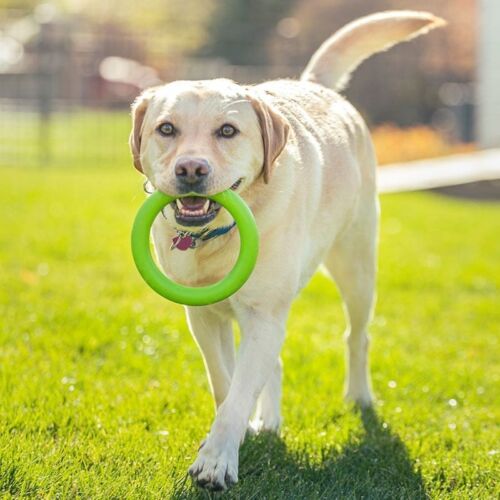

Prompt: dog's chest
[152,219,239,287]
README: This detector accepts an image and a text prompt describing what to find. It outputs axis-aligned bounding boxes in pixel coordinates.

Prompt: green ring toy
[131,190,259,306]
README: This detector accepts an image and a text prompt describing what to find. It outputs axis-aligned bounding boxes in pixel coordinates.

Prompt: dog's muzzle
[170,178,244,227]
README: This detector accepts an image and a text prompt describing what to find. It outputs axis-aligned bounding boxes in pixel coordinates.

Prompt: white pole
[477,0,500,148]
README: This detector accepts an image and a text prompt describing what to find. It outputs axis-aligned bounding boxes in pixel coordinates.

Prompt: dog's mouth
[171,178,243,227]
[172,197,221,226]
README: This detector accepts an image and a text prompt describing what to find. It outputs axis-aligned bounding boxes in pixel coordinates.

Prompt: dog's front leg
[186,306,235,408]
[189,308,286,490]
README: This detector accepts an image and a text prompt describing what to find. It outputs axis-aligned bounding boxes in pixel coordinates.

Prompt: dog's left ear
[129,88,156,172]
[249,95,289,183]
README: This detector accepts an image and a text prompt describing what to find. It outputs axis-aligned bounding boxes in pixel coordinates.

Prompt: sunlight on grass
[0,111,131,169]
[0,166,498,498]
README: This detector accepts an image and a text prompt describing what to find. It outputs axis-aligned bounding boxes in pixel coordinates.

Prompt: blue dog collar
[170,221,237,251]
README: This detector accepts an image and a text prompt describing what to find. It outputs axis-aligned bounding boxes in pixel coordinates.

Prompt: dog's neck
[170,222,236,251]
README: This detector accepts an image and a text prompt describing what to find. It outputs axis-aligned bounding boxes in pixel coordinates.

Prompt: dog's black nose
[175,158,211,184]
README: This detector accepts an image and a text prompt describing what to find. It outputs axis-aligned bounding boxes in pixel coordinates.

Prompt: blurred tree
[200,0,297,65]
[65,0,216,55]
[0,0,216,58]
[0,0,37,10]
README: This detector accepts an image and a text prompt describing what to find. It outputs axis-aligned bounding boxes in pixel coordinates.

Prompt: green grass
[0,165,499,499]
[0,111,131,168]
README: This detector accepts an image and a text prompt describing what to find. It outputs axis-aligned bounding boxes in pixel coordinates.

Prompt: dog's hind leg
[323,196,378,407]
[186,307,235,409]
[250,358,282,433]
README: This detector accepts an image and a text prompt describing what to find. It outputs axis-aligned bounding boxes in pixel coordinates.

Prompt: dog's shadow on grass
[173,407,427,499]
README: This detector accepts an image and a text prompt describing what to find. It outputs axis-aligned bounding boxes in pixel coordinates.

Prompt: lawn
[0,165,498,498]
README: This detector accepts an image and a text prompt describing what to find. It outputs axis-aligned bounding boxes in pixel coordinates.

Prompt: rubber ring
[131,190,259,306]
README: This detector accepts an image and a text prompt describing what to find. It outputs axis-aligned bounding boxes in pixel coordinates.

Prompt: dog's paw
[188,439,238,491]
[344,387,374,408]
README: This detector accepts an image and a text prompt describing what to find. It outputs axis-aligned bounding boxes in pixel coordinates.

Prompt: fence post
[35,22,54,165]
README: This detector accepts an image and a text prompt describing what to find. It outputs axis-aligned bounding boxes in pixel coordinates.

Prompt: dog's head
[129,79,289,227]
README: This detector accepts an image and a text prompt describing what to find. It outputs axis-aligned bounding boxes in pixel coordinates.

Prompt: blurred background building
[477,0,500,148]
[0,0,495,167]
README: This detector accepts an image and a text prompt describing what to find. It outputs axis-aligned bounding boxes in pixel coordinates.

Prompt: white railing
[378,149,500,193]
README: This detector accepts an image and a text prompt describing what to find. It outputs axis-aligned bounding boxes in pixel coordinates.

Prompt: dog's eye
[158,122,176,137]
[218,124,238,138]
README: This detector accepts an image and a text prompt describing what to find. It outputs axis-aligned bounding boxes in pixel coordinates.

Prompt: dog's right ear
[129,89,155,172]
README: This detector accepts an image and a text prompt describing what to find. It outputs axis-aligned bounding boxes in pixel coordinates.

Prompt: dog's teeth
[176,199,211,218]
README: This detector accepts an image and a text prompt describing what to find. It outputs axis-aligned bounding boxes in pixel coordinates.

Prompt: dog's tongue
[181,196,206,209]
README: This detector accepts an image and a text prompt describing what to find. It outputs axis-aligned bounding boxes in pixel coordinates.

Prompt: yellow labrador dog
[129,11,444,490]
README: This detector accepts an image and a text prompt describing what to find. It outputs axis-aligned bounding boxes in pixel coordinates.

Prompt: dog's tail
[300,10,445,91]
